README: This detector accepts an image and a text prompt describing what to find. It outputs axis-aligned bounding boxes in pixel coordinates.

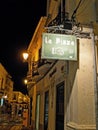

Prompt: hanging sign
[41,33,77,60]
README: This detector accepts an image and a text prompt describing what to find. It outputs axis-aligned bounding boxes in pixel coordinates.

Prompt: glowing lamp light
[23,52,29,61]
[2,95,7,99]
[24,79,28,85]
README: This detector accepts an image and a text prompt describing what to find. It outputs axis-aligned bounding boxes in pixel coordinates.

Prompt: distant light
[2,95,7,99]
[24,79,28,85]
[23,52,29,61]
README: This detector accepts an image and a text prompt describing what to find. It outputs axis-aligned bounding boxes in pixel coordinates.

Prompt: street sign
[41,33,77,61]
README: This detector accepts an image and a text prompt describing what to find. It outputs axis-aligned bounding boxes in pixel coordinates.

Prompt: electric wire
[76,0,90,17]
[71,0,83,20]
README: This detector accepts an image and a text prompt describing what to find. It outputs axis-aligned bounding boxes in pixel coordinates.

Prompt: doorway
[56,82,64,130]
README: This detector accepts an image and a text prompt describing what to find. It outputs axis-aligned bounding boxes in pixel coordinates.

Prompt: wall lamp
[24,79,28,85]
[22,51,40,77]
[22,52,29,61]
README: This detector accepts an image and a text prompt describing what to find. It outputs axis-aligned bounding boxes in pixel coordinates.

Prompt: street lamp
[22,52,29,61]
[24,79,28,85]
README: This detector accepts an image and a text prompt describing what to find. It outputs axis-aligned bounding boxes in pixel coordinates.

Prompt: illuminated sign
[41,33,77,60]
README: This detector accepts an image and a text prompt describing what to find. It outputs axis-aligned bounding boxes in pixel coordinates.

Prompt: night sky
[0,0,46,94]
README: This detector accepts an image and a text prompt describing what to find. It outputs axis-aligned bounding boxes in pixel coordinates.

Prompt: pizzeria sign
[41,33,77,61]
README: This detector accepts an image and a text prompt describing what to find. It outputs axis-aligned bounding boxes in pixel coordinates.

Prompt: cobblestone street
[0,125,31,130]
[10,125,22,130]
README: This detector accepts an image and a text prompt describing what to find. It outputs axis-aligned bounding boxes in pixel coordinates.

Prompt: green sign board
[41,33,77,60]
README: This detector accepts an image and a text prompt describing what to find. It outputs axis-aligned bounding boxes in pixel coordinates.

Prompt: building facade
[24,0,98,130]
[0,63,13,101]
[0,63,30,126]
